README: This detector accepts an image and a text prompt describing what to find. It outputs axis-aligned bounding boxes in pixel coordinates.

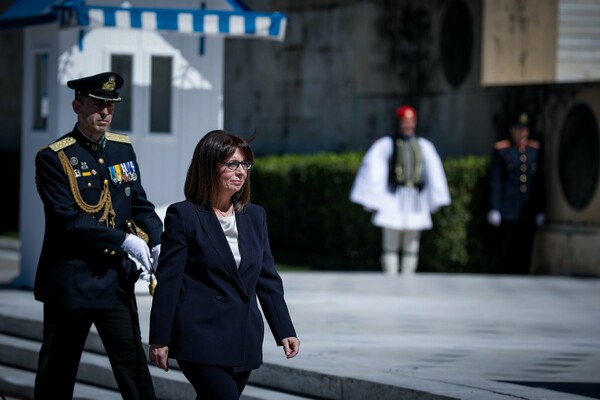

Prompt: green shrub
[252,152,493,273]
[420,156,494,273]
[252,152,380,270]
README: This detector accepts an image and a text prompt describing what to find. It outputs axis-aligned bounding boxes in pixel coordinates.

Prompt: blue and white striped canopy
[63,5,287,40]
[0,1,287,41]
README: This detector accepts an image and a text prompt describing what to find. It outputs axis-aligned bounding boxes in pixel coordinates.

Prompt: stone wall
[224,0,499,157]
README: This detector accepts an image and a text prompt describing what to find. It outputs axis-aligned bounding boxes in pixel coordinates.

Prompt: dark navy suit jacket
[149,200,296,371]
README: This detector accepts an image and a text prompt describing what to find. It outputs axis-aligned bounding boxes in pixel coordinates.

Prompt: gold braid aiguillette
[58,150,116,227]
[149,275,156,296]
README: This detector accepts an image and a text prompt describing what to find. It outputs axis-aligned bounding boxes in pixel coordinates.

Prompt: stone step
[0,331,316,400]
[0,364,121,400]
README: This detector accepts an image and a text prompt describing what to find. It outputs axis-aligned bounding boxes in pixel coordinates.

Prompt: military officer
[34,72,162,399]
[488,112,546,274]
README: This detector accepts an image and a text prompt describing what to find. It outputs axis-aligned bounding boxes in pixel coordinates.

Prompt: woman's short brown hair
[184,130,254,210]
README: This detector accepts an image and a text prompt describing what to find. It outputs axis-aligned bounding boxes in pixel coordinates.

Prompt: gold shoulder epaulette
[528,139,540,149]
[494,139,511,150]
[105,132,131,144]
[48,137,76,152]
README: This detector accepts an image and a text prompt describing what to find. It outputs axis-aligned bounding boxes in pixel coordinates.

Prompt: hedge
[251,152,494,273]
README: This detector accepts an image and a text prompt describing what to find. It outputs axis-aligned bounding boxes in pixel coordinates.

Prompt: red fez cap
[395,105,417,120]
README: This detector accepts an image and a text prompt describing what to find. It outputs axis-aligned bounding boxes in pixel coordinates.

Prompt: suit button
[104,249,109,253]
[110,251,116,256]
[99,158,105,164]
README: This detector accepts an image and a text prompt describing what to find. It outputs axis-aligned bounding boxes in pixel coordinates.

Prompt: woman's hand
[281,337,300,359]
[149,344,170,371]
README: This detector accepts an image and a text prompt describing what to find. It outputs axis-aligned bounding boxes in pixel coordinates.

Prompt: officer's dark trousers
[177,360,251,400]
[496,219,536,274]
[34,291,155,400]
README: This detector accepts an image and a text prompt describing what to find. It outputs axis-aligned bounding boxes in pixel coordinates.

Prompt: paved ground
[1,238,599,400]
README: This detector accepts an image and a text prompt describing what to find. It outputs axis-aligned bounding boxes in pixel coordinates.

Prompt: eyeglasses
[219,160,253,171]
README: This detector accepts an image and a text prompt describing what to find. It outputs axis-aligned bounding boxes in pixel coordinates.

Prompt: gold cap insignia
[101,76,116,92]
[518,113,528,125]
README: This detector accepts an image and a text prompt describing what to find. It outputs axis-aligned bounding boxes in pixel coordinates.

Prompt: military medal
[109,161,138,184]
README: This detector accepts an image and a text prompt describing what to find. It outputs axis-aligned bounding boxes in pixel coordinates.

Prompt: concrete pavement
[1,238,599,399]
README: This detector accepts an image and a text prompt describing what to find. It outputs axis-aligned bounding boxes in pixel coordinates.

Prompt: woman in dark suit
[148,130,300,399]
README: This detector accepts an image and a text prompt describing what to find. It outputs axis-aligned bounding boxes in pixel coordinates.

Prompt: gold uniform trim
[494,139,511,150]
[105,132,131,144]
[57,150,116,228]
[49,137,76,152]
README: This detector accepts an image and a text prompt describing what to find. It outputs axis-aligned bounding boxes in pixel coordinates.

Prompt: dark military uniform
[489,137,545,274]
[34,126,162,306]
[33,73,161,400]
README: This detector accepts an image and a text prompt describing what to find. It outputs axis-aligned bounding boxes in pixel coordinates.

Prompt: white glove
[487,210,501,227]
[139,271,152,282]
[121,234,152,273]
[151,244,161,273]
[535,213,546,227]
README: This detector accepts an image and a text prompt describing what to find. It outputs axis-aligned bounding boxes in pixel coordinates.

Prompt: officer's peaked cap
[67,72,124,102]
[511,111,529,128]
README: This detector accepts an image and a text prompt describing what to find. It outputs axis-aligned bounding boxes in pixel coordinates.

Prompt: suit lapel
[195,207,249,297]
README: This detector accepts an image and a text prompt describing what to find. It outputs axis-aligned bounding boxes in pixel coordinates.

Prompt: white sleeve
[349,137,393,211]
[419,138,451,212]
